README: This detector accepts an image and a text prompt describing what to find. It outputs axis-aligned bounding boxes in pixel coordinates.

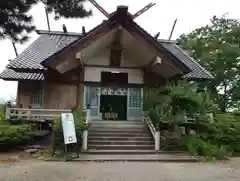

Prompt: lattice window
[129,88,141,108]
[85,86,99,107]
[30,91,43,108]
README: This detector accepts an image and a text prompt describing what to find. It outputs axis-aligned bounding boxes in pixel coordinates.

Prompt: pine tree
[0,0,91,43]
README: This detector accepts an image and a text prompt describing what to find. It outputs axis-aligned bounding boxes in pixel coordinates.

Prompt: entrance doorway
[100,94,127,120]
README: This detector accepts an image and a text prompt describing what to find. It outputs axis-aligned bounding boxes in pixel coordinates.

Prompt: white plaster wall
[84,48,144,83]
[85,48,143,67]
[84,67,143,84]
[84,49,109,66]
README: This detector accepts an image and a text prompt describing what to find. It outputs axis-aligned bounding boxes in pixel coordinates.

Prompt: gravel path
[0,160,239,181]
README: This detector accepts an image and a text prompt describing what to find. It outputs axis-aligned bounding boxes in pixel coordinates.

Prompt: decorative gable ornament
[89,0,156,20]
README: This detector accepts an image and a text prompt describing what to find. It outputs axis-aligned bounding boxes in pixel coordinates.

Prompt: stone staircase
[76,120,197,162]
[88,120,154,152]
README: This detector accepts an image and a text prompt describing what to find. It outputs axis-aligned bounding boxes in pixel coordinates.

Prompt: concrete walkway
[0,160,239,181]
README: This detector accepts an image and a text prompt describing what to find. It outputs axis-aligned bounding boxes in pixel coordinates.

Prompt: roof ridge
[36,30,82,36]
[157,39,176,43]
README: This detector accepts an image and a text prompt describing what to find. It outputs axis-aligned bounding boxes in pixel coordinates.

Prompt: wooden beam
[111,25,123,50]
[76,52,84,69]
[169,19,178,40]
[145,56,162,71]
[42,21,116,68]
[132,3,156,19]
[89,0,109,18]
[122,20,191,74]
[55,58,80,73]
[85,64,143,69]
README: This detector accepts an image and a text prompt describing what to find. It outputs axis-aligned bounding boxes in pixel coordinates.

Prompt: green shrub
[0,123,34,151]
[203,113,240,153]
[0,103,6,122]
[183,135,231,160]
[52,118,64,149]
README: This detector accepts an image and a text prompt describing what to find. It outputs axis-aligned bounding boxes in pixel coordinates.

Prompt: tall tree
[177,16,240,112]
[0,0,91,43]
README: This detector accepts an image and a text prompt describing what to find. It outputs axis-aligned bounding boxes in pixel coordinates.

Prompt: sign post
[61,113,77,161]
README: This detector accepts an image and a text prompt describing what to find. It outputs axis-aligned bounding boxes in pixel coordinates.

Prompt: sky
[0,0,239,101]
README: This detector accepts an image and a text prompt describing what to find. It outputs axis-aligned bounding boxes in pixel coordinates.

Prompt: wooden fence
[5,107,86,122]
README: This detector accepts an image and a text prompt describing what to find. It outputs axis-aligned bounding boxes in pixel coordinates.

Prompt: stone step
[72,154,197,162]
[88,144,154,150]
[88,120,153,152]
[88,132,150,137]
[90,120,143,124]
[88,136,153,141]
[89,129,148,134]
[90,125,147,129]
[88,140,154,145]
[85,150,187,155]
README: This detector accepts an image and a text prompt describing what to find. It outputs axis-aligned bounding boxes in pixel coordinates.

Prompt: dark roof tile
[0,68,43,80]
[4,28,213,80]
[7,33,79,70]
[158,41,213,79]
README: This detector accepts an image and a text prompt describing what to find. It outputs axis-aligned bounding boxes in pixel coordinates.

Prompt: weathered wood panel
[85,47,147,68]
[17,80,43,108]
[43,83,77,109]
[144,71,167,87]
[17,68,85,109]
[44,68,82,84]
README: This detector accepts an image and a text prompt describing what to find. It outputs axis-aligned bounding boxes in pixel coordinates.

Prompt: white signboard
[61,113,77,144]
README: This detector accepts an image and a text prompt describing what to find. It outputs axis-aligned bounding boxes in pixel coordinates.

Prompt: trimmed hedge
[0,123,34,151]
[0,103,37,151]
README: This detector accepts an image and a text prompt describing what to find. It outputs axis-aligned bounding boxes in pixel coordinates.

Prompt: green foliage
[183,112,240,160]
[212,113,239,134]
[52,118,63,149]
[71,107,85,135]
[0,123,34,151]
[177,16,240,111]
[52,108,85,150]
[0,103,36,151]
[143,81,214,126]
[0,0,91,42]
[0,104,6,122]
[200,113,240,152]
[183,135,231,160]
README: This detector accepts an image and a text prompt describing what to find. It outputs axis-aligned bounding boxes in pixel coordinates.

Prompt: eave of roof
[0,68,44,81]
[158,41,213,79]
[40,19,113,67]
[7,31,80,72]
[41,8,191,75]
[36,30,82,36]
[122,19,191,74]
[1,6,213,81]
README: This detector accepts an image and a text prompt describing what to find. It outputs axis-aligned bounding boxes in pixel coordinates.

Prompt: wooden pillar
[76,68,84,109]
[16,81,20,106]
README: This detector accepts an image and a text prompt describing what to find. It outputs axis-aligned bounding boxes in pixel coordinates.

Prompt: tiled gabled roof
[158,41,213,79]
[1,29,213,80]
[0,68,43,81]
[7,31,81,71]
